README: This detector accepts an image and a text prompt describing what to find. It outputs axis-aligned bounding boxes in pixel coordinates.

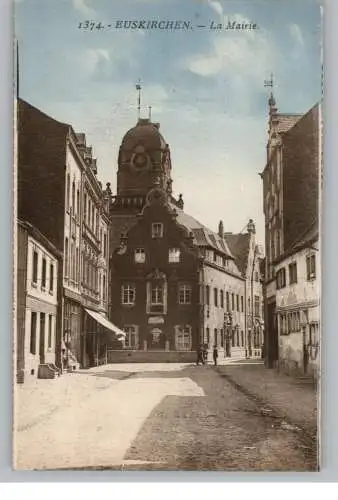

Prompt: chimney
[177,194,184,210]
[218,220,224,238]
[247,219,256,234]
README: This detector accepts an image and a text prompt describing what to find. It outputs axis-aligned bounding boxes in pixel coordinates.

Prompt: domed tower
[117,117,172,200]
[109,117,173,252]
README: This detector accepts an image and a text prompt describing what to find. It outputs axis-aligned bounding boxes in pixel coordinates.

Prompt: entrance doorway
[149,327,165,350]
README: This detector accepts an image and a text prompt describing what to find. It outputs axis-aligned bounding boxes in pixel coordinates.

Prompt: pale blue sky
[15,0,322,244]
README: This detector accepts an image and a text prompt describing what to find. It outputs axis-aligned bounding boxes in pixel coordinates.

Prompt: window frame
[168,247,181,264]
[49,263,54,293]
[151,222,163,239]
[30,311,37,355]
[121,283,136,305]
[41,257,47,289]
[306,254,316,280]
[123,325,139,349]
[214,287,218,307]
[134,247,146,264]
[175,325,192,351]
[289,262,298,284]
[32,249,38,285]
[178,283,192,305]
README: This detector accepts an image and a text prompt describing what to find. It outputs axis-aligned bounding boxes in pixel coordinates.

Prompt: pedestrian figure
[213,345,218,366]
[203,344,208,364]
[196,345,204,365]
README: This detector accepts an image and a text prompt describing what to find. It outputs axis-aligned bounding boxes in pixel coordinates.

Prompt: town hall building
[106,116,264,362]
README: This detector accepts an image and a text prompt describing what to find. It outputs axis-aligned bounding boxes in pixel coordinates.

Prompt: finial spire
[264,73,277,110]
[136,79,142,120]
[264,72,274,91]
[148,105,152,121]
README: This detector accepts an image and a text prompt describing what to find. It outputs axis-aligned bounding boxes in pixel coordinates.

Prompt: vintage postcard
[13,0,322,471]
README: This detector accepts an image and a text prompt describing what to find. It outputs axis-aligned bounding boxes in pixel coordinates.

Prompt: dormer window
[152,222,163,239]
[169,248,180,263]
[135,248,146,264]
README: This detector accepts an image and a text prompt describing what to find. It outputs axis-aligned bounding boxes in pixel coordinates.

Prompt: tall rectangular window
[66,174,70,210]
[134,248,146,264]
[40,313,45,348]
[30,312,37,354]
[220,290,224,308]
[214,288,218,307]
[151,284,164,305]
[151,222,163,238]
[41,258,47,289]
[236,294,239,311]
[103,274,106,301]
[121,283,136,305]
[169,248,181,263]
[206,285,210,306]
[48,315,53,348]
[241,296,244,312]
[214,328,218,346]
[178,284,192,304]
[226,292,230,311]
[64,238,69,277]
[103,233,107,258]
[306,254,316,280]
[175,326,192,351]
[32,249,38,284]
[124,326,139,349]
[254,296,260,317]
[49,263,54,292]
[289,262,297,284]
[231,293,235,311]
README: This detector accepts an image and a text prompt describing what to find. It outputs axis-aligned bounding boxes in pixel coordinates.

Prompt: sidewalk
[217,361,318,436]
[14,371,113,432]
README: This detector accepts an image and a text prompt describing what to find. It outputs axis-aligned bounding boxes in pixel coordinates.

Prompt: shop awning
[85,309,126,339]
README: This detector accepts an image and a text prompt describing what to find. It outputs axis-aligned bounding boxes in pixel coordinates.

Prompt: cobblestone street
[14,362,318,471]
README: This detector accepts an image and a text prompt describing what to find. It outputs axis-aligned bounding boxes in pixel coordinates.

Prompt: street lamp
[224,312,233,357]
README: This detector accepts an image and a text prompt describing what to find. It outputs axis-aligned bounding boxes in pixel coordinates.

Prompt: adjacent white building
[17,220,60,382]
[275,220,319,377]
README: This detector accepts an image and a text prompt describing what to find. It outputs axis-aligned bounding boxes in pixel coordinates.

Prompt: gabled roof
[169,204,234,257]
[275,113,303,134]
[224,233,251,275]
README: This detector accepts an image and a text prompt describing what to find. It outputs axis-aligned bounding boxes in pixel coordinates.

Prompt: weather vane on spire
[136,79,142,120]
[264,73,274,91]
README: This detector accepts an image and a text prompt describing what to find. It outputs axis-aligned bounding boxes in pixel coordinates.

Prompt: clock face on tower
[132,152,148,169]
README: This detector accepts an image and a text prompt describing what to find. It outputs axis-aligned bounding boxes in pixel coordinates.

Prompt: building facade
[224,220,264,359]
[17,99,115,372]
[275,221,319,377]
[261,94,321,374]
[107,117,264,362]
[16,220,60,382]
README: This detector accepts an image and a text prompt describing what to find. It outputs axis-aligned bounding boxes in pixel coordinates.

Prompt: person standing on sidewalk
[213,345,218,366]
[196,345,204,365]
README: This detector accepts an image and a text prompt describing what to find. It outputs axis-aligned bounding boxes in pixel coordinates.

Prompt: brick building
[260,94,321,372]
[107,117,264,362]
[17,99,121,372]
